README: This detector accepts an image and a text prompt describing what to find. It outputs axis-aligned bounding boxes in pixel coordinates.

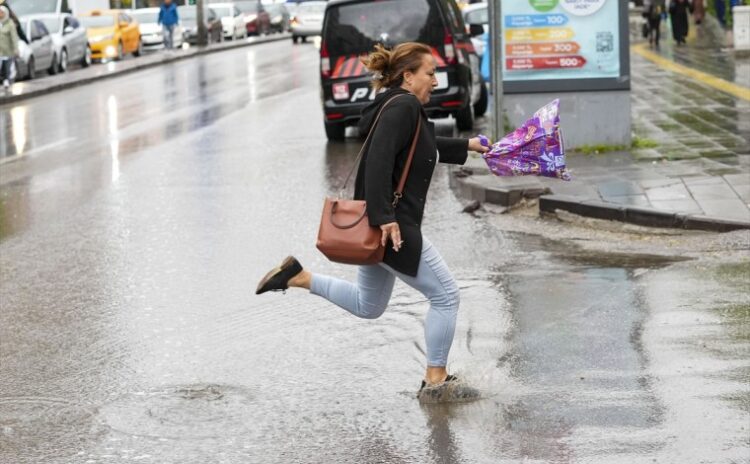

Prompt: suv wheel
[324,121,346,141]
[474,81,488,117]
[292,35,299,44]
[455,101,474,131]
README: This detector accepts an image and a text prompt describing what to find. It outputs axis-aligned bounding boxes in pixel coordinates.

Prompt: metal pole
[488,0,504,140]
[196,0,208,46]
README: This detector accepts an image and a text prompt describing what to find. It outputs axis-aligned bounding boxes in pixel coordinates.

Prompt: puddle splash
[100,384,256,440]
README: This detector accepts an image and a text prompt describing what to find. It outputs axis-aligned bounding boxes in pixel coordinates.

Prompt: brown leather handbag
[317,95,422,265]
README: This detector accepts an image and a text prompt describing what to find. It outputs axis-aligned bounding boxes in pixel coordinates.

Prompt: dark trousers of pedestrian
[648,17,661,46]
[0,58,11,85]
[163,24,175,50]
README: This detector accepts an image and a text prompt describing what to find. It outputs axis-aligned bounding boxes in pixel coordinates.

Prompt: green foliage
[632,136,659,149]
[571,136,659,155]
[571,144,628,155]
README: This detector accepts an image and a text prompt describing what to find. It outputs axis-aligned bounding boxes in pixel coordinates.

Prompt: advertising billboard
[500,0,629,93]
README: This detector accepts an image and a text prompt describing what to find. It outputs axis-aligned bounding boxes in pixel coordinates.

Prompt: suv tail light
[444,29,465,65]
[320,41,331,78]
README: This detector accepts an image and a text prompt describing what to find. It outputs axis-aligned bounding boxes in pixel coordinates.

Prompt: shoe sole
[255,256,296,294]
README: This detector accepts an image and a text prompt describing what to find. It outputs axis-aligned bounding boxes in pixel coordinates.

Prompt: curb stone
[0,33,291,105]
[449,173,750,232]
[539,194,750,232]
[449,169,549,207]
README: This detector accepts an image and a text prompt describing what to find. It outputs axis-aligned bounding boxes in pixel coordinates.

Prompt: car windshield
[79,15,115,28]
[266,4,283,15]
[38,17,61,34]
[130,11,159,24]
[235,1,259,14]
[323,0,443,55]
[297,3,326,15]
[12,0,58,16]
[212,7,232,17]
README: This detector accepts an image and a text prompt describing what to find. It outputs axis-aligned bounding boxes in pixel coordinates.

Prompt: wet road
[1,41,749,463]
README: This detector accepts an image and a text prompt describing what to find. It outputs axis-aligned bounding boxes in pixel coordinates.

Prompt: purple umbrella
[480,99,571,181]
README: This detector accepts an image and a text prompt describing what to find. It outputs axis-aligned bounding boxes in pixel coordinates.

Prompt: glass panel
[324,0,443,54]
[39,17,61,34]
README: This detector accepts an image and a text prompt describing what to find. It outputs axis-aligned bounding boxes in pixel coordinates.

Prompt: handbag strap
[340,94,422,208]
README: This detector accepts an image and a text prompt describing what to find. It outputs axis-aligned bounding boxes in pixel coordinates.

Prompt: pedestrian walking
[256,42,489,398]
[644,0,666,47]
[158,0,179,50]
[0,6,19,89]
[0,0,28,44]
[669,0,693,45]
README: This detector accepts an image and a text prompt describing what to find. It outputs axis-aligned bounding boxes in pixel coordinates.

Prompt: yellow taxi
[79,10,142,61]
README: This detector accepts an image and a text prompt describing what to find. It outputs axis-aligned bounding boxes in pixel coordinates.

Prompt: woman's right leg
[308,265,396,319]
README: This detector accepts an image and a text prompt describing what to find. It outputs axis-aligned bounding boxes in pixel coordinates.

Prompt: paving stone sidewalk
[456,14,750,231]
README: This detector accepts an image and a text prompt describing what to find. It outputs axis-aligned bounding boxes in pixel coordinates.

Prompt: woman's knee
[356,298,388,319]
[431,279,460,312]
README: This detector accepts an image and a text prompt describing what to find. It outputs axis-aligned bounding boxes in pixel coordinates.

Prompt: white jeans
[310,238,460,366]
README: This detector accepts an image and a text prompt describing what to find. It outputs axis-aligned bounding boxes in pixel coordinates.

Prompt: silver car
[17,17,57,79]
[28,13,91,73]
[290,1,326,44]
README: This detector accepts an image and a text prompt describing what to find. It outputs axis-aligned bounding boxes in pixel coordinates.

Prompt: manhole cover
[0,396,102,462]
[100,384,256,439]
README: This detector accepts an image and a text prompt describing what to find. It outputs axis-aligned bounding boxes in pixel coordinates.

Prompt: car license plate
[435,72,448,90]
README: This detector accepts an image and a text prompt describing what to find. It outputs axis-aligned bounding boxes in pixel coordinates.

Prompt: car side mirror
[468,24,484,37]
[64,25,75,35]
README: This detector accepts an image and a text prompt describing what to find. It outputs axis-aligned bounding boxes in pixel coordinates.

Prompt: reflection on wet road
[1,41,748,463]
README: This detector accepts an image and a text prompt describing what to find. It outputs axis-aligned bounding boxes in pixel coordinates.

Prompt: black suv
[319,0,488,140]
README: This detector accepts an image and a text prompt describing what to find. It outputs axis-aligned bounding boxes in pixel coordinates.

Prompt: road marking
[631,43,750,102]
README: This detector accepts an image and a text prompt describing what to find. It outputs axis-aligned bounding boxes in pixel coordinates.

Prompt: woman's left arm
[436,136,489,165]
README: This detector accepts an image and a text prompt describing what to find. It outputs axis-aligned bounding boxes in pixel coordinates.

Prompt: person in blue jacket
[158,0,179,50]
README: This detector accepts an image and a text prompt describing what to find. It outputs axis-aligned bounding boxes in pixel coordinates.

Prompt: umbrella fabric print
[480,99,571,181]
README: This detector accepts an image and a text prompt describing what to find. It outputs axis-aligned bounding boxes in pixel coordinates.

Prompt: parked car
[290,1,325,44]
[265,3,290,33]
[17,17,57,78]
[209,2,246,40]
[319,0,487,140]
[79,10,142,61]
[235,1,271,36]
[179,6,224,45]
[28,13,91,73]
[129,7,185,50]
[461,3,487,57]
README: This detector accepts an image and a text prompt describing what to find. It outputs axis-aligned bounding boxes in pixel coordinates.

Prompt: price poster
[500,0,629,92]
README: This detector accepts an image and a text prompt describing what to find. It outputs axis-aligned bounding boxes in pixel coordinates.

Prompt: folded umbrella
[480,99,571,181]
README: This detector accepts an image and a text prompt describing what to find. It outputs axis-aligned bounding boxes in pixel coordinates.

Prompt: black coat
[354,87,468,277]
[669,0,691,41]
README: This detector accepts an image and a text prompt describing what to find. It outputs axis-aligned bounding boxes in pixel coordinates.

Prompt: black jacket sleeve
[436,137,469,165]
[365,98,420,226]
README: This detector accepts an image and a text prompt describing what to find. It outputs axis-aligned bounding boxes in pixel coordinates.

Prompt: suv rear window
[324,0,444,55]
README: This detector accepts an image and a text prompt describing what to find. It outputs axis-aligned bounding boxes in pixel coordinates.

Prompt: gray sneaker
[417,375,481,403]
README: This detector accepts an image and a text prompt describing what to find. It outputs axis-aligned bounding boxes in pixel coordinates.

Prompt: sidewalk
[454,14,750,232]
[0,33,290,105]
